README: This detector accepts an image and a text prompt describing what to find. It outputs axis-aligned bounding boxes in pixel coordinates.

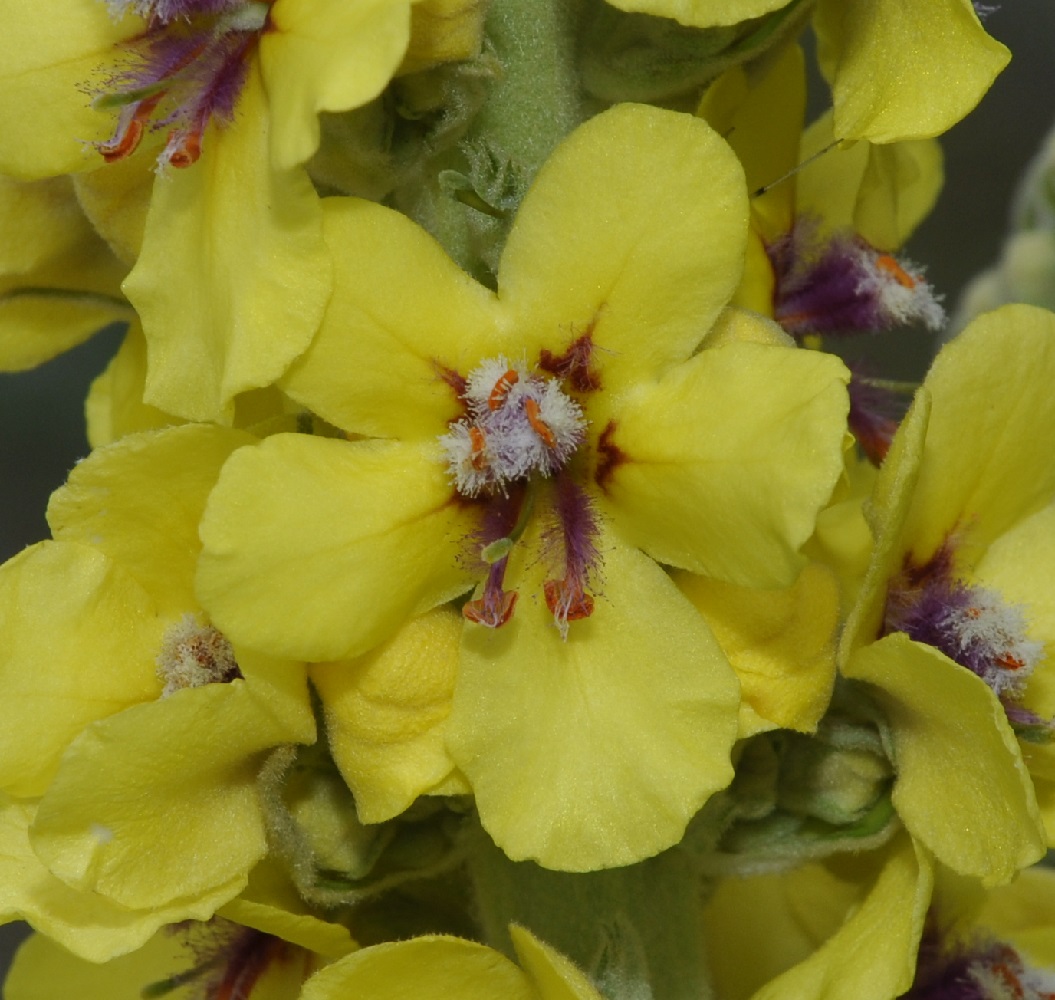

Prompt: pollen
[439,357,587,497]
[156,613,242,696]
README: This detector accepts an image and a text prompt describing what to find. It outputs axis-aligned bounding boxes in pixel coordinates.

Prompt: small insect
[488,368,520,410]
[524,397,556,448]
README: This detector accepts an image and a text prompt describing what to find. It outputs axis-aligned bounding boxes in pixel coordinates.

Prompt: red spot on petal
[539,331,602,392]
[594,420,625,491]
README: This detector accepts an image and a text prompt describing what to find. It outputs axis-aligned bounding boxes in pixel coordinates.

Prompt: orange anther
[876,254,917,289]
[544,579,594,621]
[469,426,488,471]
[167,126,204,168]
[463,590,518,628]
[488,369,519,410]
[525,397,556,448]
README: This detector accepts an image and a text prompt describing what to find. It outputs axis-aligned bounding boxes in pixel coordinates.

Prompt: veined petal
[795,113,943,250]
[310,607,462,824]
[815,0,1009,142]
[845,634,1046,885]
[281,197,504,439]
[446,522,739,871]
[0,542,162,798]
[197,434,476,662]
[30,654,313,911]
[0,796,243,963]
[47,425,255,618]
[124,64,331,422]
[899,306,1055,566]
[261,0,414,171]
[676,563,839,737]
[600,340,848,588]
[0,2,141,178]
[498,104,748,396]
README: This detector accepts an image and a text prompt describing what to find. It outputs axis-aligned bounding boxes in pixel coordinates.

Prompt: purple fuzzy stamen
[541,474,602,638]
[769,218,944,338]
[884,542,1052,741]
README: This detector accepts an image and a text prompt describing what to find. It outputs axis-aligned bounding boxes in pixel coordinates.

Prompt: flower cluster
[3,1,1055,998]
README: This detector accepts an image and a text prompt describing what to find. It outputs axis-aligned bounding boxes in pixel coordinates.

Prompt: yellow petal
[124,64,331,422]
[0,175,128,371]
[815,0,1009,142]
[281,197,504,439]
[796,113,944,250]
[750,834,931,1000]
[298,936,535,1000]
[498,104,748,394]
[85,323,181,449]
[600,340,848,588]
[509,926,607,1000]
[698,43,805,241]
[197,434,476,662]
[972,502,1055,721]
[218,857,356,959]
[72,154,154,265]
[3,930,187,1000]
[676,562,839,737]
[845,634,1046,885]
[47,425,254,618]
[30,654,313,910]
[978,866,1055,966]
[0,541,162,798]
[262,0,413,170]
[900,306,1055,566]
[0,796,242,963]
[311,607,462,824]
[446,523,739,871]
[0,3,140,178]
[400,0,487,73]
[602,0,788,28]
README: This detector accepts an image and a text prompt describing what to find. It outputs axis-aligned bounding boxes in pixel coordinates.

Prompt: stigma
[93,0,270,169]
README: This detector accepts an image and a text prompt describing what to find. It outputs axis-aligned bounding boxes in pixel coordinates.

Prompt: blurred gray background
[2,0,1054,984]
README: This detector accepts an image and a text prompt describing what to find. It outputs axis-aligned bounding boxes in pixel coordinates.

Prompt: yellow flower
[0,0,480,420]
[611,0,1008,142]
[196,104,849,870]
[840,305,1055,886]
[0,425,315,916]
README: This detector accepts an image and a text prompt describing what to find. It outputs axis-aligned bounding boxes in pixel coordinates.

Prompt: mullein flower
[196,104,850,870]
[0,425,316,917]
[700,42,945,463]
[0,0,485,421]
[611,0,1008,142]
[840,305,1055,886]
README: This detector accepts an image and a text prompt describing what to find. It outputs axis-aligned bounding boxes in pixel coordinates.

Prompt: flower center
[156,613,242,695]
[883,542,1052,741]
[439,348,602,637]
[768,218,945,338]
[93,0,270,169]
[440,357,587,498]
